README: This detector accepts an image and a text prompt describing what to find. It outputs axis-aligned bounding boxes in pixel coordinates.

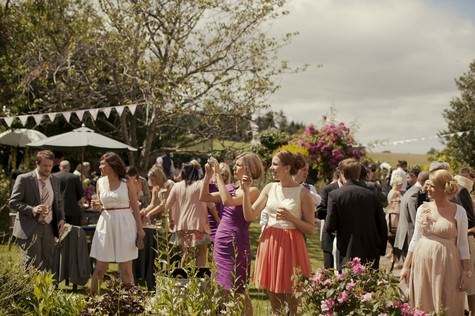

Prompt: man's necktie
[39,179,52,224]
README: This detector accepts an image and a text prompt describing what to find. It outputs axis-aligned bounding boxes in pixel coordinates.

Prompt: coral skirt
[253,226,311,294]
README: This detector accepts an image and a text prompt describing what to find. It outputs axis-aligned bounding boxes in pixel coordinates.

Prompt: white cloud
[268,0,475,153]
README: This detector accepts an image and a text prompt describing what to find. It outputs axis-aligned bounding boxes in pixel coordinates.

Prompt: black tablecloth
[133,226,164,290]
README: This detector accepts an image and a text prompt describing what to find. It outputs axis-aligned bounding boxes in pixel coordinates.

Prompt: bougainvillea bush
[295,258,433,316]
[295,122,365,182]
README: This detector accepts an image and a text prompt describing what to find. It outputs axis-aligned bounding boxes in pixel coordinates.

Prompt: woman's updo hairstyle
[430,169,458,196]
[275,151,306,175]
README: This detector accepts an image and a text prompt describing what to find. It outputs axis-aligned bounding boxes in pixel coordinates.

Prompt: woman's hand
[240,174,252,192]
[137,227,145,241]
[400,267,410,283]
[460,271,472,291]
[276,208,296,223]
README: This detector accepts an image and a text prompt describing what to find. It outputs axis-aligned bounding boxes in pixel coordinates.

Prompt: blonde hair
[392,176,403,188]
[219,162,232,184]
[430,169,458,196]
[236,152,264,180]
[148,164,167,186]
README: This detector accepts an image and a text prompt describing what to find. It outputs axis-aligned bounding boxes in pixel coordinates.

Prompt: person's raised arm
[242,179,270,222]
[199,164,221,203]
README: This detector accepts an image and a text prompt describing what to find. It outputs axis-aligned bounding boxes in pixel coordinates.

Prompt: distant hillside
[367,152,429,168]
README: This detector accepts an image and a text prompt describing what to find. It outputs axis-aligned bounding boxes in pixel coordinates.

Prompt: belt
[102,207,130,211]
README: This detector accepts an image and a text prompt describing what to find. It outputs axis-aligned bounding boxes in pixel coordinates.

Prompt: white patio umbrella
[26,126,137,152]
[0,129,47,147]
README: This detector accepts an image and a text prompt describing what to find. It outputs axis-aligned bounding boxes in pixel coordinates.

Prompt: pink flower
[345,280,356,291]
[321,298,335,312]
[337,290,349,304]
[352,263,366,274]
[335,270,345,281]
[361,292,372,302]
[310,270,324,284]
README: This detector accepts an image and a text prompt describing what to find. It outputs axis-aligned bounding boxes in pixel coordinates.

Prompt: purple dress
[207,183,224,242]
[214,184,251,293]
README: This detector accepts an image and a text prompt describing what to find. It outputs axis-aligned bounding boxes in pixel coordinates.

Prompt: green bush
[0,257,83,315]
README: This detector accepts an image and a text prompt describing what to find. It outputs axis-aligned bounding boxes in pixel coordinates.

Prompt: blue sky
[268,0,475,154]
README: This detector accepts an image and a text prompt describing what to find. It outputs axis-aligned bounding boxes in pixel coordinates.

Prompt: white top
[98,177,130,209]
[266,182,303,229]
[408,203,470,260]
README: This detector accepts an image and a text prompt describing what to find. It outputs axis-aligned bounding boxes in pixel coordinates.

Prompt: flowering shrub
[295,122,364,181]
[295,258,431,316]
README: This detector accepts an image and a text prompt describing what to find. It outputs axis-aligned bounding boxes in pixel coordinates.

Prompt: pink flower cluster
[296,257,431,315]
[297,122,364,181]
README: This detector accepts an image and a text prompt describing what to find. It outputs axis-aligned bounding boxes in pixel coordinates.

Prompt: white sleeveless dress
[90,177,138,262]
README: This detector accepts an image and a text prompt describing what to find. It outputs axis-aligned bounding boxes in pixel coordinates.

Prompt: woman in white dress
[90,152,145,295]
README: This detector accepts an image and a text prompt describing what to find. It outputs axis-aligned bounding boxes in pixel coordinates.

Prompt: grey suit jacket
[393,184,420,251]
[9,170,65,239]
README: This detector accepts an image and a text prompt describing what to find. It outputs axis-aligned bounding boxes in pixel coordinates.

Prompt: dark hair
[181,162,200,185]
[100,152,126,179]
[36,150,55,164]
[409,166,421,177]
[359,165,368,181]
[275,151,306,175]
[397,160,408,168]
[338,158,361,181]
[126,166,139,177]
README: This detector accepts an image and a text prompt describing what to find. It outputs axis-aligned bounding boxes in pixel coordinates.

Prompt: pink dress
[168,180,210,247]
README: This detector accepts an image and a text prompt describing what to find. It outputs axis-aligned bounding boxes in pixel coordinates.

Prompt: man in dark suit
[325,158,388,270]
[317,170,341,269]
[9,150,65,271]
[393,171,429,258]
[57,160,84,226]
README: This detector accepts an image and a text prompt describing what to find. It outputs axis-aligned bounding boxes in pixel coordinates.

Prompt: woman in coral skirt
[242,151,315,315]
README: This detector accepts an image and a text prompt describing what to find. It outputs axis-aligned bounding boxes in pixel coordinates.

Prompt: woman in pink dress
[165,162,209,267]
[242,151,315,315]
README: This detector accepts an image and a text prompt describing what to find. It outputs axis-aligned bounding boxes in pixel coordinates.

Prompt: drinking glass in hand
[90,194,102,211]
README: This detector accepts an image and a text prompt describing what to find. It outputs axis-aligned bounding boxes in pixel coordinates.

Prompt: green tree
[1,0,302,171]
[441,60,475,168]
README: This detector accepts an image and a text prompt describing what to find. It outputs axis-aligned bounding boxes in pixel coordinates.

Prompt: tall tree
[1,0,301,171]
[441,60,475,168]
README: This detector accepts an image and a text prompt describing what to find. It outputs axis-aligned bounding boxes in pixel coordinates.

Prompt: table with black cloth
[133,226,165,290]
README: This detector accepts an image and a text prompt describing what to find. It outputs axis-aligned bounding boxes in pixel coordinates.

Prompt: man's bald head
[59,160,71,172]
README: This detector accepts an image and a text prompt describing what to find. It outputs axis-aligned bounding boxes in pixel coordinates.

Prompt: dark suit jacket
[317,182,339,220]
[325,183,388,265]
[56,171,84,218]
[454,187,475,228]
[9,170,65,238]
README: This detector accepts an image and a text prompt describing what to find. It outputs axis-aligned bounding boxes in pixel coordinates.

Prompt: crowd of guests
[8,148,475,315]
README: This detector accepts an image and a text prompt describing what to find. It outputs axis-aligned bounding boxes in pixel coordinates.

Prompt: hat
[454,175,474,192]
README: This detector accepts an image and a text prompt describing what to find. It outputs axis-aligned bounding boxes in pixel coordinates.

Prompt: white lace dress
[90,177,138,262]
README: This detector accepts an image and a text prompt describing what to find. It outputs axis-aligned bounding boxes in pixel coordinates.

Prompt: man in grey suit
[57,160,84,226]
[393,171,429,258]
[9,150,65,271]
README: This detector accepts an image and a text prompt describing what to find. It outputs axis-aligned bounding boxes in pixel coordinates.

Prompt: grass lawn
[0,223,324,314]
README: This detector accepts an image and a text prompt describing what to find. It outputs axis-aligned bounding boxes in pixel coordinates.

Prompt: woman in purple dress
[207,163,231,242]
[200,153,264,315]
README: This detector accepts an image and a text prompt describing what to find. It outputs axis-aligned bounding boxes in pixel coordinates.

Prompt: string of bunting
[370,129,474,147]
[0,103,140,128]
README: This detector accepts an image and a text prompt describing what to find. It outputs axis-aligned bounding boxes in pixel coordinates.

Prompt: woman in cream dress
[400,169,471,315]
